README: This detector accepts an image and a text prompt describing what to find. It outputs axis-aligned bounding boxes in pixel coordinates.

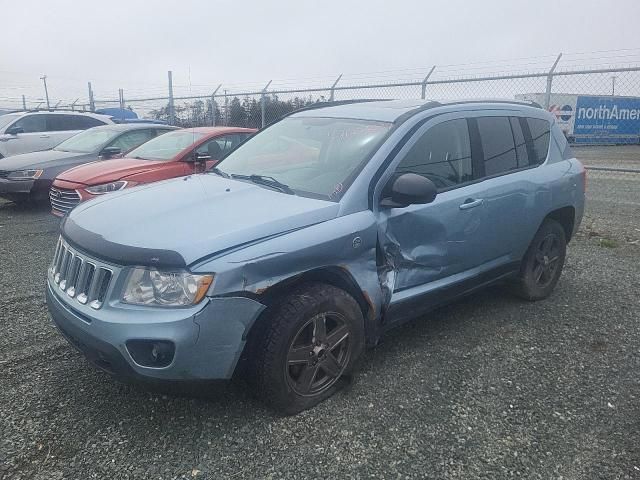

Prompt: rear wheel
[248,283,364,415]
[512,219,567,301]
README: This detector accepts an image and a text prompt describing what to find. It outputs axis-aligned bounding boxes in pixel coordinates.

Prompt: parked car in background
[46,100,585,414]
[0,124,176,204]
[50,127,255,216]
[0,111,114,158]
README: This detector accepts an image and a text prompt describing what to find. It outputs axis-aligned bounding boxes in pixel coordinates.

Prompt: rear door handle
[39,135,50,138]
[459,198,484,210]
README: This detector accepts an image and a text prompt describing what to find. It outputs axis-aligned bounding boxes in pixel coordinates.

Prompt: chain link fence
[87,60,640,150]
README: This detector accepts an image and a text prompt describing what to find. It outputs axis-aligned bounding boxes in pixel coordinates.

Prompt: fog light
[126,340,175,368]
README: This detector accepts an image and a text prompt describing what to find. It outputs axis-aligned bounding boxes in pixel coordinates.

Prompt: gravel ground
[1,147,639,479]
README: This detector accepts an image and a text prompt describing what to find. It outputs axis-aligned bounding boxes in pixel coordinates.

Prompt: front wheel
[249,283,364,415]
[511,219,567,301]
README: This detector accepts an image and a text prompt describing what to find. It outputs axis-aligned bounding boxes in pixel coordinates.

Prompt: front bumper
[0,178,34,200]
[46,282,265,381]
[0,177,51,201]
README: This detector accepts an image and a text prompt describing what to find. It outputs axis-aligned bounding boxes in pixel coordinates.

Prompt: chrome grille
[0,170,10,179]
[49,187,81,215]
[49,237,113,309]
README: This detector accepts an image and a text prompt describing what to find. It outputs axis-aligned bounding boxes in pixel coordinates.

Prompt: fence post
[168,71,175,125]
[210,84,222,126]
[544,53,562,109]
[40,75,50,110]
[329,74,342,102]
[260,80,272,128]
[421,65,437,100]
[22,95,26,110]
[88,82,95,112]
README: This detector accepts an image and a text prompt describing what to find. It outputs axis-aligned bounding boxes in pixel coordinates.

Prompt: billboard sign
[574,96,640,143]
[516,93,640,144]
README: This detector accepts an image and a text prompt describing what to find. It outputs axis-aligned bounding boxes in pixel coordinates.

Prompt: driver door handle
[459,198,484,210]
[39,135,50,138]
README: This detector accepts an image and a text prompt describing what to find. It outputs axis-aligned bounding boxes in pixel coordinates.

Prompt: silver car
[0,111,113,158]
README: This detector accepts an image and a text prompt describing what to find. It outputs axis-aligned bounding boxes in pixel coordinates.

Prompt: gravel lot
[1,147,639,479]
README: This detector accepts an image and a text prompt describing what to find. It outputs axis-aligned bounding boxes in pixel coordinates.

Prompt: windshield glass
[127,130,204,160]
[215,117,392,200]
[0,113,21,131]
[54,128,118,153]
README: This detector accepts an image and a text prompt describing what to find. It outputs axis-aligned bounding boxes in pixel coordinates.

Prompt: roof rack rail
[444,99,543,109]
[283,98,391,116]
[20,107,96,114]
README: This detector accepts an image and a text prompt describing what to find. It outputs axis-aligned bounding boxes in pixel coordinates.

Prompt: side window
[155,128,174,137]
[509,117,529,167]
[196,135,238,160]
[395,118,472,189]
[108,130,156,152]
[73,115,106,129]
[476,116,518,176]
[46,114,76,132]
[526,118,551,164]
[196,138,223,160]
[12,115,47,133]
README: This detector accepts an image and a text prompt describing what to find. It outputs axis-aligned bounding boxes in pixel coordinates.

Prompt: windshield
[54,128,118,153]
[215,117,392,200]
[0,113,21,131]
[127,130,204,160]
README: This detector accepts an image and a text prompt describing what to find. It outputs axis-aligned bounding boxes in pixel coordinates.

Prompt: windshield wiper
[210,167,230,178]
[230,174,294,195]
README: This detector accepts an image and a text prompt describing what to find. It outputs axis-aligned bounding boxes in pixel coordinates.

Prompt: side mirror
[381,173,437,208]
[101,146,121,158]
[6,126,24,135]
[187,151,210,162]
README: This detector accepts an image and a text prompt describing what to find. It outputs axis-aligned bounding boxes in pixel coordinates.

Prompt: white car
[0,111,114,158]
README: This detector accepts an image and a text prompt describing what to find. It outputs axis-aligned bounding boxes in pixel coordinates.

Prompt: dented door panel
[377,183,492,299]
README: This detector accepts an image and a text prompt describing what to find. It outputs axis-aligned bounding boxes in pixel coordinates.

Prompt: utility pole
[40,75,50,110]
[22,95,26,111]
[611,75,618,96]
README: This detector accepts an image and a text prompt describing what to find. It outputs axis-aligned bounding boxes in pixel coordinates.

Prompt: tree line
[149,95,323,128]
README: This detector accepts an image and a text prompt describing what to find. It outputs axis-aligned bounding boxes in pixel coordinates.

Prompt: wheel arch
[545,205,576,242]
[236,266,376,378]
[258,266,374,324]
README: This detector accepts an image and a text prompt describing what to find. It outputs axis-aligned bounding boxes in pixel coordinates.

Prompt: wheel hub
[312,344,328,363]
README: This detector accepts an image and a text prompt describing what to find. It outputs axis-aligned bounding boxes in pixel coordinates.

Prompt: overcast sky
[1,0,639,107]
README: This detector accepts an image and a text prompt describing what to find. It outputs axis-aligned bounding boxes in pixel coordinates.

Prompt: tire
[248,283,365,415]
[512,219,567,301]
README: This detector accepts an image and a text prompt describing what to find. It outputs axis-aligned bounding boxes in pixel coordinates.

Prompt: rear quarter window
[73,116,107,129]
[526,117,551,164]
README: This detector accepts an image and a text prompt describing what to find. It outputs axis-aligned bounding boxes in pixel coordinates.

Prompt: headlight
[122,267,214,307]
[86,181,128,195]
[7,169,43,180]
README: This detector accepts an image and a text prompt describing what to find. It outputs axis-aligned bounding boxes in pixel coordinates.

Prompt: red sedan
[50,127,256,216]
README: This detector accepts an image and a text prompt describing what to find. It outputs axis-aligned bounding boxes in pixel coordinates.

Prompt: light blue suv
[46,99,585,414]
